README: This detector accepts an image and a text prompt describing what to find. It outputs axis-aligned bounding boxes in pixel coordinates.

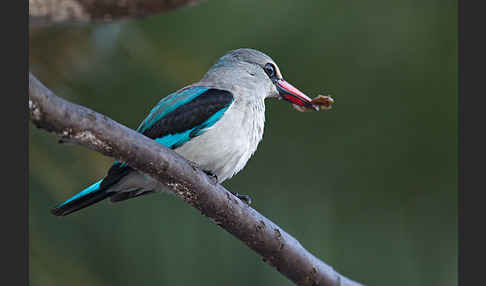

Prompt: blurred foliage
[29,0,457,285]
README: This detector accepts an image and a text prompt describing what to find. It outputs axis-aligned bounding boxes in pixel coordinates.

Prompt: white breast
[174,97,265,183]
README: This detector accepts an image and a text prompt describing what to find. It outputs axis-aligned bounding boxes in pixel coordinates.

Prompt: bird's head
[202,48,316,110]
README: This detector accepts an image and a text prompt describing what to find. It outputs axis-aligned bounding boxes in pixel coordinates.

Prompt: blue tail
[51,180,113,216]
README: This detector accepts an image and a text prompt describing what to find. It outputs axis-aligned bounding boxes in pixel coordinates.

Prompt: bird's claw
[203,169,218,184]
[231,192,252,205]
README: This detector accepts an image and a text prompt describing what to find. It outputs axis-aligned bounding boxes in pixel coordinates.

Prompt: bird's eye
[264,63,276,78]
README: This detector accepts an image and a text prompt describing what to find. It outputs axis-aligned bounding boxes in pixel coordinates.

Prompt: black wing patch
[142,88,234,141]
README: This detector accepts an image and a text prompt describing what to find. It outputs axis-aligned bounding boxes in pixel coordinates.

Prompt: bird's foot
[200,169,251,204]
[231,192,252,205]
[203,169,219,184]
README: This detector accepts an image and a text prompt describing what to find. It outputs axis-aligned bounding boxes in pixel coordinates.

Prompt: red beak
[275,79,316,109]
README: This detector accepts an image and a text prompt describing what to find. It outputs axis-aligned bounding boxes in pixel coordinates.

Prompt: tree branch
[29,0,206,26]
[29,73,363,286]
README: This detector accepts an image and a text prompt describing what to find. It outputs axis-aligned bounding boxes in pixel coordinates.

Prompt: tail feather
[51,180,113,216]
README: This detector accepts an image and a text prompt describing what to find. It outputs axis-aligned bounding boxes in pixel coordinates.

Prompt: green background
[29,1,457,285]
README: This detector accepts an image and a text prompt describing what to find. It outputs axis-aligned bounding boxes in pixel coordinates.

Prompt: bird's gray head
[200,48,314,108]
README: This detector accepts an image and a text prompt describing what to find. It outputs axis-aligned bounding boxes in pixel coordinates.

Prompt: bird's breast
[174,99,265,182]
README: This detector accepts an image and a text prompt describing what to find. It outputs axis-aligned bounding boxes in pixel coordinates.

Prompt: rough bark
[28,73,364,286]
[29,0,206,26]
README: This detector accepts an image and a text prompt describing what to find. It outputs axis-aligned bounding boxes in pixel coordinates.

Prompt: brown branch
[29,72,364,286]
[29,0,206,26]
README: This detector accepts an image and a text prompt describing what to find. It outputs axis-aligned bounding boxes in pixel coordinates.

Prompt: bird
[51,48,316,216]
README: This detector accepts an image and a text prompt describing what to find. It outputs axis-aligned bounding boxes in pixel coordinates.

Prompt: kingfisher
[51,48,317,216]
